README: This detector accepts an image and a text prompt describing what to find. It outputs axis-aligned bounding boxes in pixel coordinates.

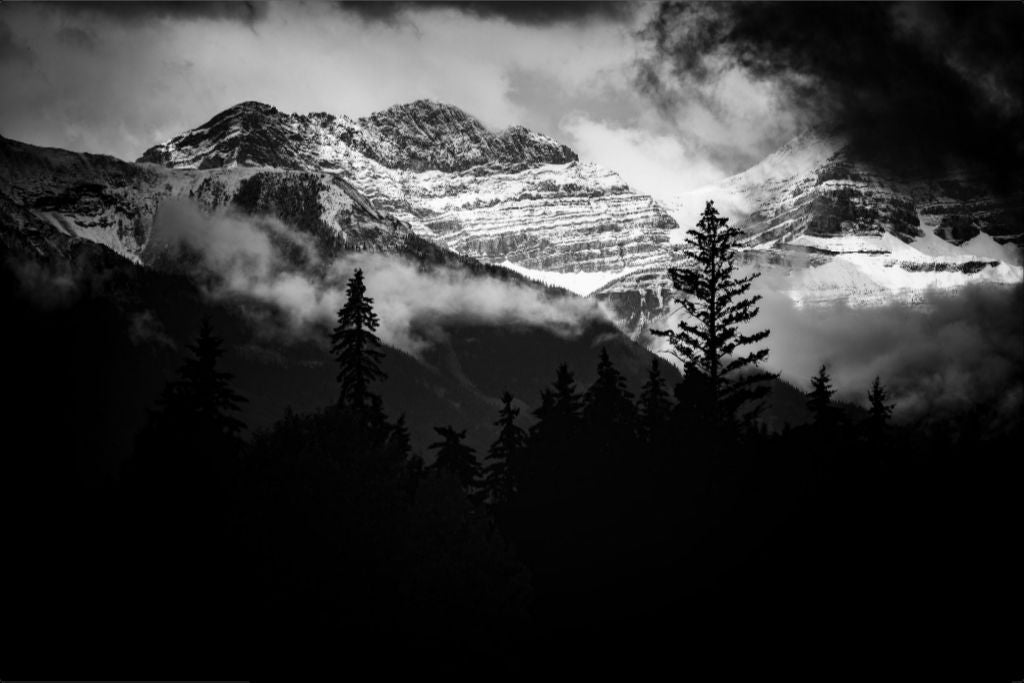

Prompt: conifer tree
[429,425,480,492]
[866,376,894,434]
[807,364,838,428]
[161,317,247,441]
[550,363,583,427]
[532,387,557,436]
[651,200,775,431]
[638,358,671,443]
[129,318,247,501]
[583,348,635,432]
[483,391,526,505]
[330,268,386,413]
[529,388,556,444]
[523,367,582,496]
[387,413,412,460]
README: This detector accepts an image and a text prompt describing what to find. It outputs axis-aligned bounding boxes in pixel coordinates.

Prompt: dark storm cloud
[0,19,35,64]
[0,2,640,163]
[44,1,268,25]
[55,26,97,51]
[639,2,1024,190]
[336,1,634,26]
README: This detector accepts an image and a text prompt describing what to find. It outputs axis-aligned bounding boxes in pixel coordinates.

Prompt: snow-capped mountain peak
[138,99,576,174]
[137,100,676,277]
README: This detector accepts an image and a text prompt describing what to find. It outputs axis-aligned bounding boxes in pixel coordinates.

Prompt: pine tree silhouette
[522,367,582,500]
[160,317,247,441]
[387,413,413,460]
[483,391,526,505]
[807,364,838,428]
[125,317,247,590]
[429,425,481,492]
[583,348,636,433]
[638,358,671,443]
[651,200,775,432]
[529,388,556,444]
[331,268,386,414]
[551,363,583,428]
[866,376,894,433]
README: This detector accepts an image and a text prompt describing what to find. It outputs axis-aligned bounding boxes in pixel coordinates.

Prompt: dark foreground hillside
[1,245,1021,678]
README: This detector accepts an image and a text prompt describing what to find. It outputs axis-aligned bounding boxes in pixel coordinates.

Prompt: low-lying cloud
[648,266,1022,431]
[148,200,605,355]
[756,284,1023,430]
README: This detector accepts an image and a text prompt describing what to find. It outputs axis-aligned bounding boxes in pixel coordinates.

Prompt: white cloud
[0,3,642,162]
[149,200,605,356]
[561,114,728,200]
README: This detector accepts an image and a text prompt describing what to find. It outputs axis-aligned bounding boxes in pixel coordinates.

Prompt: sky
[1,2,1021,200]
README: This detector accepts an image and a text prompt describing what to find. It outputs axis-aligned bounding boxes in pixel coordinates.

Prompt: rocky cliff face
[596,130,1022,342]
[5,102,1019,352]
[138,100,677,276]
[0,134,432,268]
[139,100,578,172]
[718,131,1022,250]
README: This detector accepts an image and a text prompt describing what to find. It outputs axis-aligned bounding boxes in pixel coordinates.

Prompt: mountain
[139,100,577,172]
[1,131,446,265]
[139,100,677,282]
[596,129,1023,340]
[3,99,1019,456]
[139,102,1020,326]
[0,130,680,462]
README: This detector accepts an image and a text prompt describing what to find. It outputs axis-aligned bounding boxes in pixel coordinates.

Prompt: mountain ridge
[138,98,578,173]
[137,99,678,278]
[5,100,1022,352]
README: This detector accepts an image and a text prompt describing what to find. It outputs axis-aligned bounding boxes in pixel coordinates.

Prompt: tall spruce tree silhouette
[484,391,526,505]
[387,413,413,460]
[583,348,636,433]
[807,365,838,428]
[551,363,583,429]
[529,389,556,442]
[125,317,247,613]
[652,200,775,436]
[866,376,894,434]
[523,388,556,494]
[638,358,671,444]
[331,268,386,415]
[583,349,636,473]
[158,317,247,444]
[429,425,481,493]
[523,365,582,498]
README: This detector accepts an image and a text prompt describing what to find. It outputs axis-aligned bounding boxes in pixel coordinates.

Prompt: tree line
[119,200,913,650]
[6,200,1018,674]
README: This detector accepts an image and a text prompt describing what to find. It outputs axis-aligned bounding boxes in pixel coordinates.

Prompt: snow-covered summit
[138,99,576,174]
[6,98,1019,354]
[355,99,577,172]
[595,130,1022,345]
[137,100,676,277]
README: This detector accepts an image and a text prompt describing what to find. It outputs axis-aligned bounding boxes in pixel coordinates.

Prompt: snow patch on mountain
[499,261,643,297]
[139,100,679,277]
[780,251,1023,307]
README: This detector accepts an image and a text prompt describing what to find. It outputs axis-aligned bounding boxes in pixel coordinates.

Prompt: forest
[3,202,1021,677]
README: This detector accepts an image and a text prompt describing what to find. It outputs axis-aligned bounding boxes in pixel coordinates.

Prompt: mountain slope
[139,100,577,172]
[139,101,1018,326]
[139,100,678,276]
[2,133,465,269]
[0,133,682,459]
[596,130,1022,341]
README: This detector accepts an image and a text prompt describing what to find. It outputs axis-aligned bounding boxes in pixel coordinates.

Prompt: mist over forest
[1,1,1021,678]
